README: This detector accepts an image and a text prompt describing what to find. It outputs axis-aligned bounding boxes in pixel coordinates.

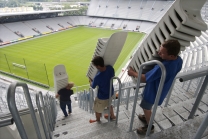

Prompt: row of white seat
[88,0,173,22]
[0,16,157,42]
[0,16,88,42]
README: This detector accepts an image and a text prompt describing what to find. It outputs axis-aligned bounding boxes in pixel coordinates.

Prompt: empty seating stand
[0,24,19,42]
[4,22,38,37]
[25,20,51,33]
[88,0,173,22]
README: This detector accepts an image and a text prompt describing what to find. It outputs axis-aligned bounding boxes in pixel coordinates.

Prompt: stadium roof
[0,9,79,17]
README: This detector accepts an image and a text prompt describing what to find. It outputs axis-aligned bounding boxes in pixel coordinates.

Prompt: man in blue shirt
[128,40,183,134]
[89,56,116,123]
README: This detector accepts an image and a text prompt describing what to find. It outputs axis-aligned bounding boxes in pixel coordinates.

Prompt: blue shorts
[140,99,153,110]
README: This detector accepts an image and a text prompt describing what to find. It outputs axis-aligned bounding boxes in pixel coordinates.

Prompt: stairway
[53,81,208,139]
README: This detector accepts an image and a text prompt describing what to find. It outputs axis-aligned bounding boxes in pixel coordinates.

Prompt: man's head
[66,82,74,90]
[158,40,181,60]
[92,56,105,71]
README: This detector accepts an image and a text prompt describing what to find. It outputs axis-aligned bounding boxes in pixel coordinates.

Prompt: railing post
[84,90,88,111]
[89,88,92,114]
[188,75,208,119]
[164,78,176,107]
[44,95,54,131]
[49,96,56,126]
[41,94,53,139]
[36,92,50,139]
[91,88,95,114]
[49,96,56,130]
[126,88,131,110]
[89,88,94,114]
[78,92,81,108]
[108,77,121,125]
[186,80,192,92]
[194,76,205,97]
[82,91,85,109]
[129,64,143,132]
[53,97,57,120]
[182,81,186,88]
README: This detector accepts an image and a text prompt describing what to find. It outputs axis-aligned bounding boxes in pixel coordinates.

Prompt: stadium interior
[0,0,208,138]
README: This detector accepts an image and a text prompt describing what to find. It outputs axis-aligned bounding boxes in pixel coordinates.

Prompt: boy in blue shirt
[128,40,183,134]
[89,56,116,123]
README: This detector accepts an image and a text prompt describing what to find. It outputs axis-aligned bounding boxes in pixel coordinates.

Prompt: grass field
[0,26,145,89]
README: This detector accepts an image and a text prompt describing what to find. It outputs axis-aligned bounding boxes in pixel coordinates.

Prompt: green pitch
[0,26,145,89]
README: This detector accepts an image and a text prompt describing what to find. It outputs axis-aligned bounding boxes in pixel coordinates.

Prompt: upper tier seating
[87,0,173,22]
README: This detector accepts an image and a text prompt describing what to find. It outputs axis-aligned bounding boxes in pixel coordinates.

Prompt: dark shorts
[140,99,153,110]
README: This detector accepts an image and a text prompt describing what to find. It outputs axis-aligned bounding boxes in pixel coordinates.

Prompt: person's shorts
[93,97,113,113]
[140,99,153,110]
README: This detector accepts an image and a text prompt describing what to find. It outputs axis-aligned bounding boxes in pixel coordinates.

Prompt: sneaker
[138,114,147,123]
[137,125,154,135]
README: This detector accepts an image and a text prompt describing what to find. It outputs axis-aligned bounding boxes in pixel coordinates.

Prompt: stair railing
[89,87,94,114]
[7,81,42,139]
[128,60,166,137]
[36,91,51,139]
[44,94,55,131]
[108,77,121,125]
[165,66,208,107]
[177,68,208,139]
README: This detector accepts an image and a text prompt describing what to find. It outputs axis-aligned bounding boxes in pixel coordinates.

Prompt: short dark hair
[92,56,104,67]
[162,40,181,56]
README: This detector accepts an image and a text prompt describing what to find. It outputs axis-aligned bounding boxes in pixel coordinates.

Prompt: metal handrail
[188,75,208,119]
[7,81,42,139]
[178,66,208,82]
[40,93,52,139]
[194,76,205,97]
[89,88,94,114]
[48,95,55,130]
[45,94,55,131]
[44,95,53,131]
[165,66,208,107]
[128,60,166,137]
[164,77,178,107]
[49,95,56,125]
[36,92,50,139]
[84,90,88,111]
[108,77,121,125]
[52,97,57,122]
[50,96,55,130]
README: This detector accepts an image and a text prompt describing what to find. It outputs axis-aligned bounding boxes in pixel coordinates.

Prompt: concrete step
[147,114,208,139]
[91,126,138,139]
